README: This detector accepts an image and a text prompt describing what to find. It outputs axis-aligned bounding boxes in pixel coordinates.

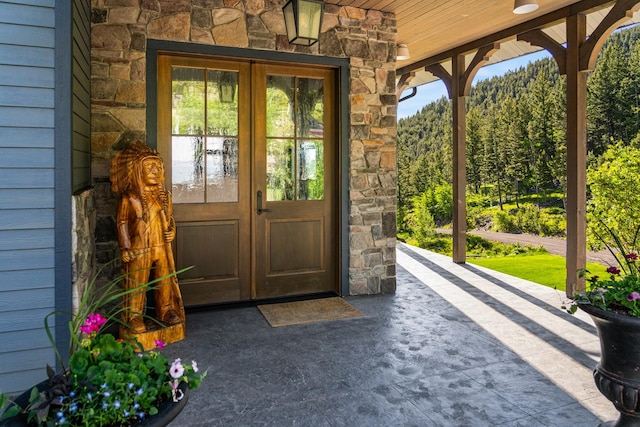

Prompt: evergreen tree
[481,105,506,209]
[587,42,634,155]
[396,24,640,238]
[528,68,560,200]
[466,106,484,193]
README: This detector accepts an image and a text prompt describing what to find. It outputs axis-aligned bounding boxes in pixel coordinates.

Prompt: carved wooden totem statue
[110,142,186,348]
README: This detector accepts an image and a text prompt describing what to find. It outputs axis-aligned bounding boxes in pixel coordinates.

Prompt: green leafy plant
[0,262,205,426]
[566,221,640,318]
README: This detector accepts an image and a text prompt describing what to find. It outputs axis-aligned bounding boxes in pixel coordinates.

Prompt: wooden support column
[518,1,640,296]
[427,44,499,264]
[565,13,588,297]
[451,54,466,263]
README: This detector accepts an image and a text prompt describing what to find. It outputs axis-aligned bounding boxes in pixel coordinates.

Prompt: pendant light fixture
[282,0,325,46]
[396,44,410,60]
[513,0,539,14]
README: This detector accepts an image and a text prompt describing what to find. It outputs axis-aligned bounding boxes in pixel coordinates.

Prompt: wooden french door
[157,54,337,306]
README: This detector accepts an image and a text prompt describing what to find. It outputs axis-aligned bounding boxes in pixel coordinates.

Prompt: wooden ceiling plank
[359,0,396,11]
[396,0,615,75]
[393,1,447,16]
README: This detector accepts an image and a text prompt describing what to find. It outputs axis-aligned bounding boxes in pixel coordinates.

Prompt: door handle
[257,191,272,215]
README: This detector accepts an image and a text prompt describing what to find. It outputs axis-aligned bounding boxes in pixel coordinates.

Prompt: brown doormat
[257,297,363,327]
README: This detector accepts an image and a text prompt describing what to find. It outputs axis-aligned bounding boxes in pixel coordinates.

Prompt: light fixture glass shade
[397,44,410,60]
[282,0,325,46]
[513,0,539,14]
[217,71,236,103]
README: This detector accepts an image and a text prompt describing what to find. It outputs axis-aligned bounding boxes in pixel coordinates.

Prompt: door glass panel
[171,67,239,204]
[266,139,294,201]
[266,76,294,138]
[297,140,323,200]
[172,135,205,203]
[206,137,238,203]
[172,68,205,135]
[207,70,238,136]
[296,78,324,138]
[266,75,324,201]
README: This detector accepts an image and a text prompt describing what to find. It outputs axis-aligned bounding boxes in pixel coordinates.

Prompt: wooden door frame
[146,40,350,297]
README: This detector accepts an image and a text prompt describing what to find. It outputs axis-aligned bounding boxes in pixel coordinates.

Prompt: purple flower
[170,379,184,402]
[626,253,638,261]
[626,292,640,301]
[606,266,621,275]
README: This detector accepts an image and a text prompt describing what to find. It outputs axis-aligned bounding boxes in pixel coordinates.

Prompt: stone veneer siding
[72,189,96,313]
[90,0,397,295]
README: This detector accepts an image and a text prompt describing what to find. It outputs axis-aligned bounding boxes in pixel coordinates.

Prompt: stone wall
[90,0,397,295]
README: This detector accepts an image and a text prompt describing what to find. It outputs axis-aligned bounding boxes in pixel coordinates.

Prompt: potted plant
[565,224,640,427]
[0,264,206,426]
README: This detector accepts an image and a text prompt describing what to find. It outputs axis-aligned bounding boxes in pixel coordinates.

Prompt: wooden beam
[461,43,500,95]
[580,0,640,71]
[565,13,588,297]
[396,72,415,99]
[397,0,615,75]
[425,63,452,99]
[517,30,567,75]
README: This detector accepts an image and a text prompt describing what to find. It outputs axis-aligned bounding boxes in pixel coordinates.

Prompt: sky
[397,50,552,120]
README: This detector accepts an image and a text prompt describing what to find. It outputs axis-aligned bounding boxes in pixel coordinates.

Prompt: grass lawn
[467,253,610,292]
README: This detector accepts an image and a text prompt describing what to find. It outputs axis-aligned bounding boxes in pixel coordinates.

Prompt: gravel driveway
[435,228,617,267]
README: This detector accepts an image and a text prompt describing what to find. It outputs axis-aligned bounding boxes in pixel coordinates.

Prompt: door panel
[253,64,336,299]
[158,55,251,306]
[268,218,323,272]
[175,221,241,304]
[158,55,337,305]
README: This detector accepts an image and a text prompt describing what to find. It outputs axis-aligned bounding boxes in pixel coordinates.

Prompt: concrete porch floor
[164,242,619,426]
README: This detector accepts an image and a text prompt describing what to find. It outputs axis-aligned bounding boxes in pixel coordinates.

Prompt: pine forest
[397,24,640,253]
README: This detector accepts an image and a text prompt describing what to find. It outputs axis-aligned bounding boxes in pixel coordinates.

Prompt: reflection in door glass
[207,70,238,136]
[266,139,294,201]
[172,68,205,135]
[266,76,294,138]
[266,75,324,201]
[296,78,324,138]
[172,135,205,203]
[297,140,323,200]
[206,137,238,203]
[171,67,239,204]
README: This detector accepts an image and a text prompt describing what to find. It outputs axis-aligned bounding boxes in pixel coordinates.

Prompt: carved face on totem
[141,157,164,188]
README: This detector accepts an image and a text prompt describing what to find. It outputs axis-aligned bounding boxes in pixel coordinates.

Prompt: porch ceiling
[325,0,640,88]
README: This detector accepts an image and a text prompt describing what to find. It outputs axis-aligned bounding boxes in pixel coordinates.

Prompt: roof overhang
[325,0,640,89]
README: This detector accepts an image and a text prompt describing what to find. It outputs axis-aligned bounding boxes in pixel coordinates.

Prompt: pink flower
[169,359,184,379]
[626,292,640,301]
[81,313,108,335]
[154,340,165,350]
[606,266,621,275]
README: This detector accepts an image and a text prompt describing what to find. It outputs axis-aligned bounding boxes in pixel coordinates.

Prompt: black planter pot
[581,304,640,427]
[0,380,189,427]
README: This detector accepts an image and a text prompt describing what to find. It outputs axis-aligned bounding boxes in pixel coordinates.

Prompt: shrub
[408,193,436,247]
[493,210,519,233]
